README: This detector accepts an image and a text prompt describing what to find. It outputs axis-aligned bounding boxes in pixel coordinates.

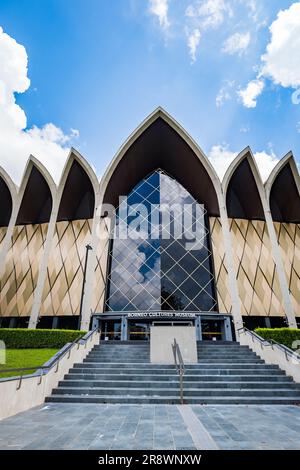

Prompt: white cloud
[245,0,257,15]
[149,0,170,29]
[222,32,251,56]
[243,0,258,22]
[184,1,234,62]
[208,144,237,179]
[236,3,300,108]
[187,29,201,63]
[261,2,300,88]
[238,78,265,108]
[216,88,230,107]
[208,143,279,181]
[254,150,279,181]
[240,125,250,133]
[216,80,235,107]
[0,26,79,184]
[186,0,232,29]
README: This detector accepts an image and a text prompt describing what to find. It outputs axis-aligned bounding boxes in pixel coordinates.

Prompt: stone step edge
[45,395,300,404]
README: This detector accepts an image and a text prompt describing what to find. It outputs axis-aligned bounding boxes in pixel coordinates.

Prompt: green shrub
[255,328,300,350]
[0,329,86,349]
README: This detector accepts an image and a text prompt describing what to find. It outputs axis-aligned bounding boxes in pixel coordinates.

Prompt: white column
[79,210,99,331]
[219,201,244,336]
[264,206,297,328]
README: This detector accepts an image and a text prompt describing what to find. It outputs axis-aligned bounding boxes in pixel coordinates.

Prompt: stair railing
[172,338,185,405]
[0,327,100,388]
[237,327,300,363]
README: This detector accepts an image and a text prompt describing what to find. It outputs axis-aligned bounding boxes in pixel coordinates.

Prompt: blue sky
[0,0,299,183]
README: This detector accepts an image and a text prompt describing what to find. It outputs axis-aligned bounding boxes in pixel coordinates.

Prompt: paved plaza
[0,404,300,450]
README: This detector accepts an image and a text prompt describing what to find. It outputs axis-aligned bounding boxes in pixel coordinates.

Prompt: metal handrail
[237,327,300,362]
[172,338,185,405]
[0,327,100,387]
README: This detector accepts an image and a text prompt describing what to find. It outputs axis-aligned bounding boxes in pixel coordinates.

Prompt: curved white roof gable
[57,147,99,201]
[265,151,300,199]
[222,146,264,196]
[17,154,56,202]
[99,107,222,202]
[0,165,18,201]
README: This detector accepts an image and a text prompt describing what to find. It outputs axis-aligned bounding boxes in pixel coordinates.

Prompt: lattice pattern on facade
[105,170,218,312]
[92,217,111,313]
[229,219,283,316]
[209,217,232,314]
[274,222,300,316]
[0,223,48,317]
[0,227,7,252]
[40,219,92,316]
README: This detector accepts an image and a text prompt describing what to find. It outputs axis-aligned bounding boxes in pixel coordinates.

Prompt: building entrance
[93,313,233,342]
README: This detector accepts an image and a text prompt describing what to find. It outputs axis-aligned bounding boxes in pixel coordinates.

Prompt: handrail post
[179,371,184,405]
[172,338,185,405]
[16,374,23,391]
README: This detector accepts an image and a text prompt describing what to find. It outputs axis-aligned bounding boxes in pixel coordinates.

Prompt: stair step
[59,380,300,390]
[78,362,280,370]
[52,386,300,397]
[70,367,284,375]
[88,354,257,359]
[65,373,292,382]
[46,395,300,405]
[46,341,299,406]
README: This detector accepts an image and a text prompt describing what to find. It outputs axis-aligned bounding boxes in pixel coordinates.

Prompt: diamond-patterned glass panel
[105,170,218,312]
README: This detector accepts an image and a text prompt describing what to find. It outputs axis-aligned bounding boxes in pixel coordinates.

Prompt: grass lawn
[0,349,58,379]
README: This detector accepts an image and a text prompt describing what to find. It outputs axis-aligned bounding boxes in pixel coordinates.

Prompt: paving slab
[0,403,300,450]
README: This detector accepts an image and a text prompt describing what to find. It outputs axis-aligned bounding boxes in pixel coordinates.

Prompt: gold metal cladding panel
[92,218,111,313]
[40,219,92,316]
[229,219,283,317]
[0,223,48,317]
[274,222,300,316]
[209,217,232,314]
[0,227,7,252]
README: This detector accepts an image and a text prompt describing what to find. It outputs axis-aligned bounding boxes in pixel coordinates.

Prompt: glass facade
[105,170,217,312]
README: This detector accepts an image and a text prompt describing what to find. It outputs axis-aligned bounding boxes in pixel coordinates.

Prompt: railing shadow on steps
[0,327,100,389]
[172,338,185,405]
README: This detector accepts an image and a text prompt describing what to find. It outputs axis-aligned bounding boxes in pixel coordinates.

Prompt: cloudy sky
[0,0,299,184]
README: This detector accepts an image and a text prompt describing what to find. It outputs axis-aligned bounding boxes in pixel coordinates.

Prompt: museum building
[0,108,299,341]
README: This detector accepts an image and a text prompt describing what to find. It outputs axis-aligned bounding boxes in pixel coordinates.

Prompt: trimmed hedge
[0,329,86,349]
[255,328,300,350]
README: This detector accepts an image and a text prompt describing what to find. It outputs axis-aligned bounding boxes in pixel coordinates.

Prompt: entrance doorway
[99,319,121,341]
[128,319,194,341]
[128,321,150,341]
[201,319,223,341]
[93,314,233,342]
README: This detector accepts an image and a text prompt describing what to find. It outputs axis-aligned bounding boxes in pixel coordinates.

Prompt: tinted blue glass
[106,170,218,312]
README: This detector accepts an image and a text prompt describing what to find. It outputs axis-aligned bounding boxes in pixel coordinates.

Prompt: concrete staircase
[46,341,300,405]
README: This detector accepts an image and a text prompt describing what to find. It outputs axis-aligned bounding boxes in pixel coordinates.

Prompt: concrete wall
[239,331,300,383]
[0,332,100,421]
[150,326,197,364]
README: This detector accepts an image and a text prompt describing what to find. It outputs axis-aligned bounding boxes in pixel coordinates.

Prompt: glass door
[128,321,150,341]
[100,320,121,341]
[201,319,223,341]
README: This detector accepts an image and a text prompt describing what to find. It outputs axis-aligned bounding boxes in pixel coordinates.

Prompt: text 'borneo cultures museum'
[0,108,299,341]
